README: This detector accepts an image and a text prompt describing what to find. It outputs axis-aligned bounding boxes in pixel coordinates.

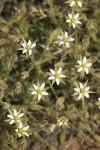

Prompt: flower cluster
[65,1,93,107]
[24,0,94,126]
[7,109,29,137]
[14,0,96,131]
[30,68,66,103]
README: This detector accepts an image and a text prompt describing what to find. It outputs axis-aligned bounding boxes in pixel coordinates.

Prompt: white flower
[31,83,48,102]
[48,68,66,85]
[73,82,90,100]
[58,117,69,126]
[98,98,100,109]
[98,98,100,101]
[7,109,24,125]
[57,31,74,48]
[15,122,29,137]
[77,57,92,74]
[66,13,82,28]
[21,40,36,55]
[70,0,82,7]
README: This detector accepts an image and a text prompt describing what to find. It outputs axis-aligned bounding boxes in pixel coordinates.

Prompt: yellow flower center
[26,45,31,50]
[63,37,68,42]
[60,118,66,123]
[55,74,60,78]
[71,18,76,23]
[37,89,42,94]
[19,128,24,134]
[80,89,84,93]
[14,116,18,121]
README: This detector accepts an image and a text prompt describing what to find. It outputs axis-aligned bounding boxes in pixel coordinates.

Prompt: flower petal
[14,109,18,116]
[57,68,62,74]
[76,20,82,24]
[77,67,83,72]
[60,74,66,78]
[29,50,32,55]
[27,40,31,46]
[18,113,24,118]
[10,120,15,124]
[48,76,55,80]
[57,35,62,40]
[19,122,23,128]
[77,61,82,65]
[66,19,71,23]
[77,1,82,7]
[83,57,87,63]
[66,42,70,48]
[59,122,63,126]
[65,32,68,38]
[84,92,89,98]
[22,49,27,54]
[80,83,84,89]
[23,125,29,131]
[72,23,76,28]
[15,129,18,132]
[23,132,29,137]
[98,98,100,101]
[18,133,22,137]
[7,115,13,119]
[86,63,92,67]
[21,43,26,48]
[68,14,72,19]
[78,93,82,100]
[74,88,80,92]
[68,38,74,41]
[40,83,45,90]
[84,68,89,74]
[50,69,56,75]
[41,91,48,95]
[33,84,38,90]
[74,13,79,19]
[31,91,37,95]
[38,94,41,100]
[70,1,76,7]
[59,41,64,46]
[85,86,89,91]
[31,43,36,48]
[56,78,60,85]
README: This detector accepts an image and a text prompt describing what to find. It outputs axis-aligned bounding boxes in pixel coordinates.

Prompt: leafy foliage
[0,0,100,149]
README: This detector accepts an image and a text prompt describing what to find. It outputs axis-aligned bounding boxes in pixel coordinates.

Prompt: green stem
[82,96,85,109]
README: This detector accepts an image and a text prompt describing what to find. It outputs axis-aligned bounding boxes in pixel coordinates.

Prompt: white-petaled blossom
[70,0,82,7]
[73,82,90,100]
[31,83,48,102]
[48,68,66,85]
[57,31,74,48]
[77,57,92,74]
[58,117,69,127]
[66,13,82,28]
[15,122,29,137]
[21,40,36,55]
[98,98,100,109]
[7,109,24,125]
